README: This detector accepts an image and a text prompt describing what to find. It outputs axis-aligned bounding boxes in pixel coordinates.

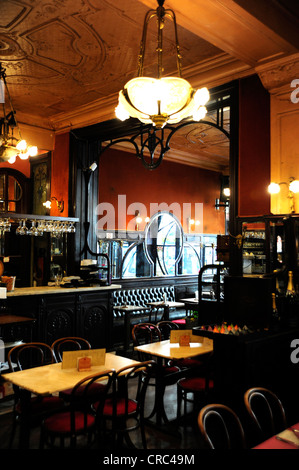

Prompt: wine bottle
[286,271,296,297]
[271,292,280,329]
[285,271,299,327]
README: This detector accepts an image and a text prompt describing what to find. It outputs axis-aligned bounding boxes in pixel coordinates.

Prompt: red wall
[50,133,69,216]
[0,157,31,177]
[239,75,271,217]
[98,148,225,234]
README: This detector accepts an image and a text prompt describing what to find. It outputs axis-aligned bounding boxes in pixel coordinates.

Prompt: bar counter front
[4,284,121,350]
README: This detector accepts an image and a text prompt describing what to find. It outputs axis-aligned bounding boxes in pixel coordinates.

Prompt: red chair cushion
[174,358,204,368]
[178,376,214,392]
[103,397,137,416]
[43,411,95,434]
[163,365,180,374]
[172,319,186,325]
[59,382,106,400]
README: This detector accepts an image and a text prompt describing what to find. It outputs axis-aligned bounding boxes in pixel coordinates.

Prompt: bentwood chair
[198,404,247,449]
[50,336,104,402]
[7,342,65,448]
[132,323,181,423]
[99,361,155,449]
[51,336,92,362]
[157,320,208,373]
[244,387,287,443]
[40,369,115,449]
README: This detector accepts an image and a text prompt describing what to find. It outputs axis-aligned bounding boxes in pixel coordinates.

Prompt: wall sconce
[216,175,230,211]
[187,218,200,233]
[135,210,142,231]
[268,177,299,213]
[43,196,64,213]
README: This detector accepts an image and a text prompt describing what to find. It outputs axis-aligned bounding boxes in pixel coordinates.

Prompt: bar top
[6,284,122,297]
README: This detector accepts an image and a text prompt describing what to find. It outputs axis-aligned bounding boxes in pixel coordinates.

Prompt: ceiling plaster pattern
[0,0,298,171]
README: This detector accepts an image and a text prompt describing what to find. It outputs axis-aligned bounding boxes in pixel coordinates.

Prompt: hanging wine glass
[16,219,24,235]
[28,220,39,236]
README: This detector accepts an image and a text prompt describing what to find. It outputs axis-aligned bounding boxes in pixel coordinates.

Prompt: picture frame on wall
[30,152,51,215]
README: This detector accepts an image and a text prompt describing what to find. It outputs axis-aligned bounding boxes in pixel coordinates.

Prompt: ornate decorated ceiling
[0,0,298,171]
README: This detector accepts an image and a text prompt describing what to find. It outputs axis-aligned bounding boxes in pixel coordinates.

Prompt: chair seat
[178,376,214,392]
[103,397,138,416]
[59,382,106,401]
[163,365,180,374]
[174,358,204,369]
[172,319,186,325]
[16,395,64,416]
[43,410,95,434]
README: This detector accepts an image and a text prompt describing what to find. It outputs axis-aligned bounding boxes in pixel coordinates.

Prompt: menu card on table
[61,349,106,369]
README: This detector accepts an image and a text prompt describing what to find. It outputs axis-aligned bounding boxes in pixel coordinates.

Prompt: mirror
[242,221,266,275]
[0,172,23,213]
[144,212,183,276]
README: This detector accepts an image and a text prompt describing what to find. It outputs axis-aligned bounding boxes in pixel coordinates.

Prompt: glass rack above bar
[0,212,79,222]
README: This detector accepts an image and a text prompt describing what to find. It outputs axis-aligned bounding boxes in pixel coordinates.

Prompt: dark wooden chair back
[198,404,247,449]
[156,320,179,340]
[51,336,91,362]
[8,342,57,372]
[244,387,287,441]
[132,323,161,362]
[103,360,155,449]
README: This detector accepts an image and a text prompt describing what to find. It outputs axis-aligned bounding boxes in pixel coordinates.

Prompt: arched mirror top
[144,211,184,276]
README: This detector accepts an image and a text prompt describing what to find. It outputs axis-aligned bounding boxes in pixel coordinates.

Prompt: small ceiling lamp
[115,0,209,129]
[0,63,38,164]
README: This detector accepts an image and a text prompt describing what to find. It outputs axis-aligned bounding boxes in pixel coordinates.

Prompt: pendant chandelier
[115,0,209,129]
[0,63,38,164]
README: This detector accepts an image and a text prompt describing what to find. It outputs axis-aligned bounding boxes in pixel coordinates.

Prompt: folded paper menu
[62,349,106,369]
[277,428,299,446]
[170,330,198,344]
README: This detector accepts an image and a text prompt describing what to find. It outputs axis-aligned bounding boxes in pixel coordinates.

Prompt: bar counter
[4,284,122,349]
[6,284,121,297]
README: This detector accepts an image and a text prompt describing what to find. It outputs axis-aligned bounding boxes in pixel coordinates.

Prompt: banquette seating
[112,285,188,347]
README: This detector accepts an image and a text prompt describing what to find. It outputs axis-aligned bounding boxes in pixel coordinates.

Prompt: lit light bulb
[193,106,207,122]
[16,139,27,151]
[223,187,230,197]
[19,151,29,160]
[115,103,130,121]
[268,182,280,194]
[28,146,38,157]
[289,179,299,193]
[8,155,16,164]
[43,200,52,209]
[194,87,210,106]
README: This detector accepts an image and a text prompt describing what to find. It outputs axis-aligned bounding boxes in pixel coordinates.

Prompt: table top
[2,352,139,396]
[114,305,148,312]
[146,301,185,308]
[134,339,213,360]
[180,298,199,304]
[0,315,36,325]
[253,423,299,449]
[6,284,122,297]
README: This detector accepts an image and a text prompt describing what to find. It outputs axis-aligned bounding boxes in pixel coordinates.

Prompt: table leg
[18,388,32,449]
[124,311,130,351]
[164,306,170,321]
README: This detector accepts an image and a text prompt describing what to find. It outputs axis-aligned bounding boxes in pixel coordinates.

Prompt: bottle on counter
[285,271,299,327]
[270,292,280,330]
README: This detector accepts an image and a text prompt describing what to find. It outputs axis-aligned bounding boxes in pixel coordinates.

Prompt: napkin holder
[179,335,190,346]
[77,356,92,371]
